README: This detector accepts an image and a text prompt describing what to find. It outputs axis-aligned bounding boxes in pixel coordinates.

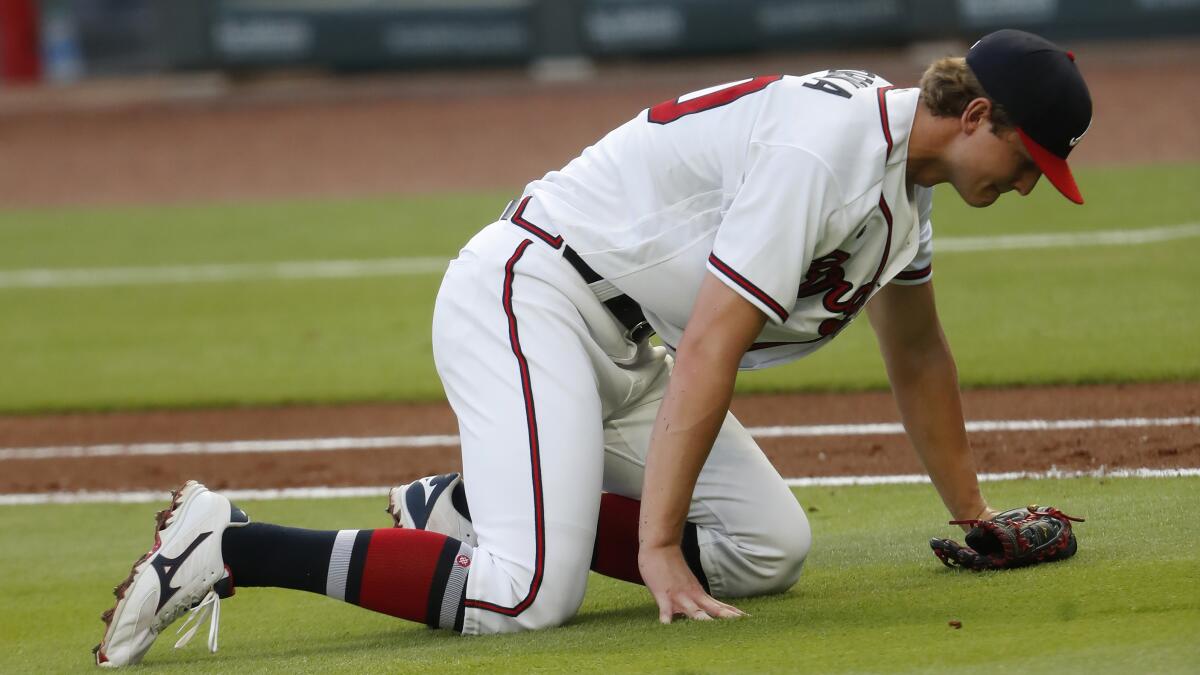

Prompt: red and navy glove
[930,505,1084,571]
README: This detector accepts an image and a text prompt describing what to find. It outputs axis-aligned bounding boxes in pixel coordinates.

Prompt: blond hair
[919,56,1013,131]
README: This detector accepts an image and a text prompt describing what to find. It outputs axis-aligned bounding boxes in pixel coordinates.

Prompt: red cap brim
[1017,128,1083,204]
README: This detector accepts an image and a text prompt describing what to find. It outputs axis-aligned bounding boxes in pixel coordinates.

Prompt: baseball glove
[929,505,1084,571]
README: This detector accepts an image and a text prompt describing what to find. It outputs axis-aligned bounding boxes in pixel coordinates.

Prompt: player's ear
[961,97,991,135]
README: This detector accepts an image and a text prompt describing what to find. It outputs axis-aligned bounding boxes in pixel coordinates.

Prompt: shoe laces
[173,589,221,653]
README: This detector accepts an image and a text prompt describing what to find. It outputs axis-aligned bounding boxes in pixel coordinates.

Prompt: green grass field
[0,477,1196,673]
[0,164,1197,412]
[1,162,1197,672]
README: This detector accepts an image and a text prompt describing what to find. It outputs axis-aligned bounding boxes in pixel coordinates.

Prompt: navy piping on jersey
[708,253,790,322]
[510,196,564,249]
[867,87,899,294]
[872,196,895,280]
[464,238,547,618]
[878,85,932,282]
[877,86,896,160]
[895,264,932,281]
[746,338,822,350]
[660,337,822,353]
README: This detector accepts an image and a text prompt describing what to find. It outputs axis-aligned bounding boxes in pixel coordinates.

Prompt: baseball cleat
[93,480,249,667]
[386,472,476,547]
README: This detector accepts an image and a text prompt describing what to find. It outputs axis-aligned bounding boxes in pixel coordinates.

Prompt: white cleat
[386,472,476,547]
[94,480,249,667]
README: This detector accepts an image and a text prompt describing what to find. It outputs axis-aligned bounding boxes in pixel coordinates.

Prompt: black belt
[501,198,655,343]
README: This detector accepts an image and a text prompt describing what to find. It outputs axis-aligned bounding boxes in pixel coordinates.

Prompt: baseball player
[95,29,1091,666]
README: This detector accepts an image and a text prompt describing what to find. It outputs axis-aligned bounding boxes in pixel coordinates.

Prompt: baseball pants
[432,220,811,635]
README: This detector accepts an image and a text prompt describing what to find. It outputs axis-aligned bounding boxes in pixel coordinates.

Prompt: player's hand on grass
[638,544,746,623]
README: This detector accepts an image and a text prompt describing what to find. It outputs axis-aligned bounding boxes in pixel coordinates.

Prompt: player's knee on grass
[466,547,592,634]
[765,512,812,593]
[706,500,811,598]
[523,588,588,631]
[468,582,587,634]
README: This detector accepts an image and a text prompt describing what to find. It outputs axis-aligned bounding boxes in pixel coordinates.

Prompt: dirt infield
[0,40,1196,494]
[1,382,1196,494]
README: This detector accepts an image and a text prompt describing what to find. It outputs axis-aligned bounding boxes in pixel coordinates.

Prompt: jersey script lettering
[795,251,872,336]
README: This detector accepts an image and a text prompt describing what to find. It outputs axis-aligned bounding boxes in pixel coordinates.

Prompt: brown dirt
[0,382,1195,494]
[0,41,1196,494]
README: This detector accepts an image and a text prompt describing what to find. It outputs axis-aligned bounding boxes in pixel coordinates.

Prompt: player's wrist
[949,499,991,523]
[637,537,685,564]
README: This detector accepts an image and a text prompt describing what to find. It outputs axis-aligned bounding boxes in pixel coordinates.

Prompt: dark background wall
[7,0,1200,82]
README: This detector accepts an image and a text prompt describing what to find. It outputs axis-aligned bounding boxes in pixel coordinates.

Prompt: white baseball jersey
[431,71,939,635]
[516,71,934,369]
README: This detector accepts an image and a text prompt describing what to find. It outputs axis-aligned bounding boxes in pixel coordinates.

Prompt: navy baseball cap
[966,29,1093,204]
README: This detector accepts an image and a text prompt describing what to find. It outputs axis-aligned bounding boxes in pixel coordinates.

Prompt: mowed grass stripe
[0,476,1195,672]
[0,164,1196,412]
[0,222,1196,289]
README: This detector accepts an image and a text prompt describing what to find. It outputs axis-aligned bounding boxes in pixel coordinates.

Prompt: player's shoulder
[756,70,901,191]
[758,70,895,146]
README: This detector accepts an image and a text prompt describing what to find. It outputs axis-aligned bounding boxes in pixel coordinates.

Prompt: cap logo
[1069,119,1092,147]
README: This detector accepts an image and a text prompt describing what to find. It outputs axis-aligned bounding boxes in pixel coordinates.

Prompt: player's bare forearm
[638,273,765,622]
[887,335,989,521]
[639,339,738,550]
[639,274,767,550]
[867,282,990,522]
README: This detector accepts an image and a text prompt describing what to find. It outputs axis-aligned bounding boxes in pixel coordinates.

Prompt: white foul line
[1,223,1196,289]
[1,416,1196,461]
[935,222,1200,252]
[0,257,449,289]
[750,416,1200,438]
[0,434,464,461]
[781,466,1200,487]
[1,467,1196,506]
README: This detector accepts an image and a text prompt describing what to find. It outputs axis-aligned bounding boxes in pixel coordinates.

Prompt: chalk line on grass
[2,416,1196,461]
[1,467,1196,505]
[935,222,1200,252]
[2,223,1197,289]
[0,257,449,289]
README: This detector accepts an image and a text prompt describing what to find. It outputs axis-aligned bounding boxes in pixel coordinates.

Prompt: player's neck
[906,103,959,190]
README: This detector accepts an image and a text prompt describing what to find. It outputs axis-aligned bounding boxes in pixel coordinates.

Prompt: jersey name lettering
[801,69,878,99]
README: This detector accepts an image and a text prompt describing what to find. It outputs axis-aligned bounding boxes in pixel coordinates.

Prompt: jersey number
[647,75,783,125]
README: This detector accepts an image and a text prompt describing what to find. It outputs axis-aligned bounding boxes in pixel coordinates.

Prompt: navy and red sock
[222,524,471,631]
[221,492,702,630]
[590,493,709,590]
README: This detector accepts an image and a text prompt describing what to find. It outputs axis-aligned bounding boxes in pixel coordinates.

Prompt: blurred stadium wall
[1,0,1199,84]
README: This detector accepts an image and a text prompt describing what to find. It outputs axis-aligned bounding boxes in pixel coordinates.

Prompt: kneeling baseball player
[95,29,1091,666]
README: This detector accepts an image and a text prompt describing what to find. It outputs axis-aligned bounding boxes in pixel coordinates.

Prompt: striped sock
[223,523,471,630]
[327,528,472,630]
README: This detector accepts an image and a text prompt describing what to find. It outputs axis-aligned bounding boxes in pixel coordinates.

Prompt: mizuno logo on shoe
[405,474,458,530]
[151,531,212,612]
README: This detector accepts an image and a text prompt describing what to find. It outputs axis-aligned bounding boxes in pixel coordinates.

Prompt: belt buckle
[627,320,654,343]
